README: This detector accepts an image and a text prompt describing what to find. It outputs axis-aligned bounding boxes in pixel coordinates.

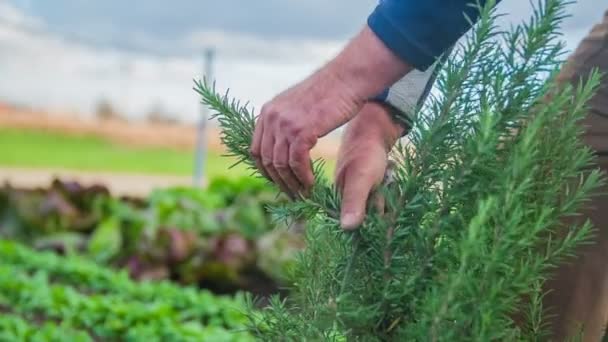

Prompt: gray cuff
[372,48,452,134]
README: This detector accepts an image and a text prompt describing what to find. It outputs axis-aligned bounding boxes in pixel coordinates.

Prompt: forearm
[314,26,414,106]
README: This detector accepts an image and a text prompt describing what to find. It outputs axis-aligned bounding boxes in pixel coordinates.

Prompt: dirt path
[0,167,193,197]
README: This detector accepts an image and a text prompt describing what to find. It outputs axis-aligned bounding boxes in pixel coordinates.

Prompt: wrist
[345,102,404,153]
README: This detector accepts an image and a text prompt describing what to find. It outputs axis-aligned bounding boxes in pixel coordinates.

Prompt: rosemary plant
[194,0,603,340]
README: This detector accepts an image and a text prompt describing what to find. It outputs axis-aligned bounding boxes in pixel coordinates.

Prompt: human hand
[250,26,412,198]
[251,67,364,199]
[335,102,405,230]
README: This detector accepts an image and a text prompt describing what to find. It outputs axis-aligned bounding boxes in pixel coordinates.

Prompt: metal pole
[193,48,215,186]
[120,60,131,119]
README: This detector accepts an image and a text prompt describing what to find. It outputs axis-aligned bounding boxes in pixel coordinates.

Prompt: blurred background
[0,0,603,195]
[0,0,605,320]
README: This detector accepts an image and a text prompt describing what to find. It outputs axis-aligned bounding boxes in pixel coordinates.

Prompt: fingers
[260,128,293,198]
[251,106,317,199]
[289,136,316,193]
[274,137,303,198]
[250,119,271,181]
[339,167,378,230]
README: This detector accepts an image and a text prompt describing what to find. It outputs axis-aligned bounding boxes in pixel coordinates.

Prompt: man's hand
[335,102,405,230]
[251,66,363,198]
[250,26,412,198]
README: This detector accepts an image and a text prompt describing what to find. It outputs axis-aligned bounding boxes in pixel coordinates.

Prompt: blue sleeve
[368,0,496,71]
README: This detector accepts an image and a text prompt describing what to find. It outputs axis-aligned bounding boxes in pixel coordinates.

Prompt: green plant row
[0,313,92,342]
[0,239,247,327]
[0,175,296,293]
[0,263,252,342]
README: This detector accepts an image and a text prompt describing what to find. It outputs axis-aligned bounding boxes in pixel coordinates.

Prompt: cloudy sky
[0,0,605,122]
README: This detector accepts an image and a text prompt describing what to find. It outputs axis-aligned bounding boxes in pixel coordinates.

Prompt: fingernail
[341,213,360,230]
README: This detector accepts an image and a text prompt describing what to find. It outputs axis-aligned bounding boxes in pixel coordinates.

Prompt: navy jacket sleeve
[368,0,494,71]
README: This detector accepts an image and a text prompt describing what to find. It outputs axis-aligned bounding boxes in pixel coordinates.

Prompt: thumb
[340,168,377,230]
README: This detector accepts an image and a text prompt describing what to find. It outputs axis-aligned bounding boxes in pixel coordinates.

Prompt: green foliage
[147,176,280,238]
[0,314,92,342]
[0,176,300,293]
[195,0,604,340]
[0,239,252,341]
[0,127,250,177]
[87,216,122,263]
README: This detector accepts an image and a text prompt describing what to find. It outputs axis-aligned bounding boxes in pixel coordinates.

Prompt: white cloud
[182,29,343,63]
[0,1,606,125]
[0,2,343,122]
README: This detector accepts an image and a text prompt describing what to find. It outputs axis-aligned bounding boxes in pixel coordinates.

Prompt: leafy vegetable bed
[0,239,253,341]
[0,176,303,295]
